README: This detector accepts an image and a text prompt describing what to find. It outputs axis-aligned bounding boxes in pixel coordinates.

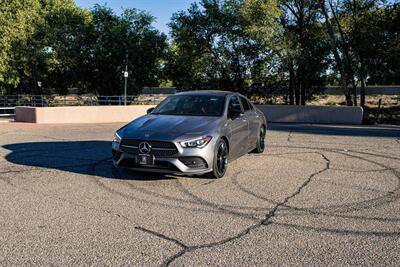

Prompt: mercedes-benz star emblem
[138,142,152,154]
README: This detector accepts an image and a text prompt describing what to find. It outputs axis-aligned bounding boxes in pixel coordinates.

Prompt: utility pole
[124,51,129,105]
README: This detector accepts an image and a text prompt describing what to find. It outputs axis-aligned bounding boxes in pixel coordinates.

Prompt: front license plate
[136,155,155,165]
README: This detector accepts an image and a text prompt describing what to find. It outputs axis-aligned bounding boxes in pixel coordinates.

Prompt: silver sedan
[112,91,267,178]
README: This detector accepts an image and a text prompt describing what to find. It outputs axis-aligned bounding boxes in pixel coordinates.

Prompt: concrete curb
[15,104,363,125]
[257,105,363,125]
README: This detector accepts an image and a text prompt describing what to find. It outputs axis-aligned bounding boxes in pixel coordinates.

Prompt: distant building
[142,87,176,95]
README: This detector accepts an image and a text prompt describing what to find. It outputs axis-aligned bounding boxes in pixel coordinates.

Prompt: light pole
[123,52,129,106]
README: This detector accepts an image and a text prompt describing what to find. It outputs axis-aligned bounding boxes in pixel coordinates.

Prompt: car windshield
[152,95,225,116]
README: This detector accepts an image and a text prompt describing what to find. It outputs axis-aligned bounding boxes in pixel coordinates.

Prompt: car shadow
[2,141,175,181]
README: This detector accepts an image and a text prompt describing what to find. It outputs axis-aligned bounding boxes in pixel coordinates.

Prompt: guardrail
[0,95,163,107]
[0,107,15,117]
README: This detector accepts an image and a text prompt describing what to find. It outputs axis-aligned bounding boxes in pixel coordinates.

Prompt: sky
[75,0,198,34]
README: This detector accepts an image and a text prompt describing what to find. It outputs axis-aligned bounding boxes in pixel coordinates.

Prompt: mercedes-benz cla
[112,91,267,178]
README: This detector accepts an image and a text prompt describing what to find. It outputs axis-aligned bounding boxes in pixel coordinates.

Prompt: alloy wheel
[216,141,228,176]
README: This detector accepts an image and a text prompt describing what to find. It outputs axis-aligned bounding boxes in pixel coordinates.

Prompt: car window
[152,95,225,116]
[247,99,255,110]
[240,96,251,111]
[228,95,242,115]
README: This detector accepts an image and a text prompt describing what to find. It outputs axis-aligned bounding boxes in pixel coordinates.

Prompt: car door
[239,96,259,150]
[227,95,249,158]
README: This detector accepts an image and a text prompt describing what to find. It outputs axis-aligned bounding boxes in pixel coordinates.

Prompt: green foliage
[0,0,41,91]
[0,0,398,101]
[358,4,400,84]
[0,1,167,95]
[166,0,281,91]
[89,5,167,95]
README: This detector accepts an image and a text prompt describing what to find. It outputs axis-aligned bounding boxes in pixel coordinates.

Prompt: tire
[252,126,266,153]
[207,138,229,179]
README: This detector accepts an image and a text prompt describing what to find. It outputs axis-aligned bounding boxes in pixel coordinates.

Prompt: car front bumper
[112,138,216,175]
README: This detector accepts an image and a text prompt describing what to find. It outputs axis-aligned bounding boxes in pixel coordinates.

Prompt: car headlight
[179,136,212,148]
[113,132,122,143]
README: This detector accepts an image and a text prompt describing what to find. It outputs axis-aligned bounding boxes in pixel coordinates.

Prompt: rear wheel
[252,126,266,153]
[208,139,229,178]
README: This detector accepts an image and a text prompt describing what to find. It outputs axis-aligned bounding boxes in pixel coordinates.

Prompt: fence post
[376,98,382,124]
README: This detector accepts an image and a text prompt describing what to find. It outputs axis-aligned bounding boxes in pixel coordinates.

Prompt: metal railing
[0,94,163,108]
[0,107,15,117]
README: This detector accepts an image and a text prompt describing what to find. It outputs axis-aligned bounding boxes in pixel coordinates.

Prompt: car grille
[120,139,178,157]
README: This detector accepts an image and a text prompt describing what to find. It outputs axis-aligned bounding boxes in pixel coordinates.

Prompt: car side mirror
[147,107,155,114]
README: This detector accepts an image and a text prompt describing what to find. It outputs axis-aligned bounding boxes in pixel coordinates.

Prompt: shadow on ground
[2,141,174,181]
[3,124,399,180]
[269,123,400,138]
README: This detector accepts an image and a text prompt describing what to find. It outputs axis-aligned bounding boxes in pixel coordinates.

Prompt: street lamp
[123,52,129,106]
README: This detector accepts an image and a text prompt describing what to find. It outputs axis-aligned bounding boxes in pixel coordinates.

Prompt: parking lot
[0,122,399,266]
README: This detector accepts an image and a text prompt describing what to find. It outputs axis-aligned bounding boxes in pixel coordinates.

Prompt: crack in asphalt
[136,153,331,266]
[254,146,400,213]
[90,147,398,265]
[1,130,399,265]
[136,226,188,248]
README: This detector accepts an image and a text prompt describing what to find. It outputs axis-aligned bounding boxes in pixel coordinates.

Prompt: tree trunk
[289,65,295,105]
[300,64,306,105]
[318,0,352,106]
[295,68,300,105]
[360,56,366,108]
[328,0,357,106]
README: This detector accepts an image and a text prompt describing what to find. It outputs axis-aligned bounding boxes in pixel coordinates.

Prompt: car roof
[174,90,235,97]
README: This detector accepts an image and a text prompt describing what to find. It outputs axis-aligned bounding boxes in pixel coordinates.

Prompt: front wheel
[252,126,266,153]
[208,139,229,179]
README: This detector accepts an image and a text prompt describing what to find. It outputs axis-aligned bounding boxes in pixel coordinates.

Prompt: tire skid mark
[88,160,260,219]
[138,153,331,266]
[123,180,270,213]
[271,144,400,161]
[2,135,399,265]
[89,158,274,217]
[273,221,400,237]
[316,179,392,194]
[242,146,400,213]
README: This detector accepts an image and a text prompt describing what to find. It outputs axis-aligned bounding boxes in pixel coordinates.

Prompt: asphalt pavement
[0,122,399,266]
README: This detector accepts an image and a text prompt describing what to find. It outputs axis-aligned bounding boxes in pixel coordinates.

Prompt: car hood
[121,114,223,141]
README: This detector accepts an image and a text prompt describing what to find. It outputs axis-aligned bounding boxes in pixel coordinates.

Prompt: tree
[83,5,168,95]
[272,0,330,105]
[0,2,168,96]
[318,0,353,105]
[318,0,398,107]
[0,0,41,94]
[167,0,281,92]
